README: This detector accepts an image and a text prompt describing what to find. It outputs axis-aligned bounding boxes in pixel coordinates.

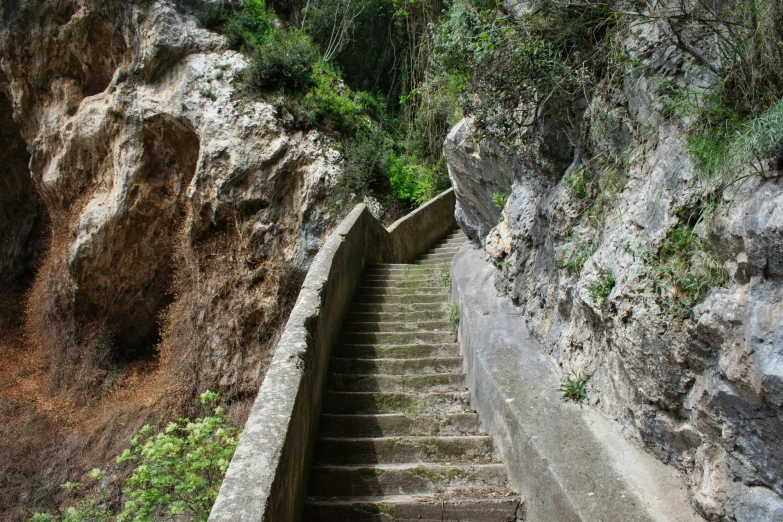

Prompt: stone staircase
[305,229,520,521]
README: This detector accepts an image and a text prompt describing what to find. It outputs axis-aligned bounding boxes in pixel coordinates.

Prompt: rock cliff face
[0,0,337,516]
[445,13,783,522]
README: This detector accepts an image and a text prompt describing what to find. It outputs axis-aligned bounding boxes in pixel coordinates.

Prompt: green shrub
[587,267,615,303]
[222,0,276,51]
[246,29,320,93]
[115,391,240,522]
[302,63,364,133]
[330,126,393,209]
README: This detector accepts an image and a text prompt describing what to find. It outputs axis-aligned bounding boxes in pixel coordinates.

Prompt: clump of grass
[646,223,726,317]
[492,190,509,210]
[440,266,451,287]
[557,371,588,403]
[587,267,615,303]
[199,86,217,100]
[448,303,459,333]
[557,237,597,277]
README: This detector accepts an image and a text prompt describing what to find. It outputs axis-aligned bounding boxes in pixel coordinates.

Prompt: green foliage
[448,303,460,333]
[646,223,726,317]
[246,28,320,93]
[302,63,369,133]
[115,391,241,522]
[587,267,615,303]
[221,0,276,51]
[29,502,109,522]
[557,371,588,403]
[557,237,596,277]
[440,266,451,288]
[491,191,508,210]
[330,125,393,209]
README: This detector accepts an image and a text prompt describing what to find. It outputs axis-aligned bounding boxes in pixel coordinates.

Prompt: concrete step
[360,279,448,289]
[365,266,443,275]
[313,435,497,465]
[350,302,449,314]
[429,246,462,254]
[318,413,482,437]
[352,294,449,306]
[329,357,464,375]
[414,259,451,266]
[348,311,449,323]
[340,331,455,345]
[344,320,450,333]
[329,373,466,393]
[304,495,520,522]
[417,253,459,262]
[355,286,449,297]
[333,343,460,359]
[308,463,510,497]
[322,391,471,414]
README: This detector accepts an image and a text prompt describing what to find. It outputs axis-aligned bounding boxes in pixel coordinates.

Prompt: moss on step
[419,437,467,457]
[411,466,472,484]
[379,438,400,455]
[403,374,453,390]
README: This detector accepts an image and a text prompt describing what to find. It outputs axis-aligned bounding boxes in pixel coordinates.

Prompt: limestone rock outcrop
[0,0,337,478]
[445,12,783,522]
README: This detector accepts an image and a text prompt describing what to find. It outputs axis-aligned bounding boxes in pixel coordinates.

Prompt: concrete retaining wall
[209,189,456,522]
[451,244,705,522]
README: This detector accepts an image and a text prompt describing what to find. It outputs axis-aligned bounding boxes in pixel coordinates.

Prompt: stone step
[352,294,449,306]
[308,463,510,497]
[417,252,459,262]
[365,266,443,275]
[329,373,466,393]
[304,495,519,522]
[429,246,462,254]
[340,331,455,345]
[333,343,460,359]
[313,435,498,465]
[344,320,450,333]
[318,413,482,437]
[355,286,449,297]
[351,302,449,314]
[347,311,449,323]
[329,357,464,375]
[360,279,447,289]
[322,391,471,415]
[414,259,451,266]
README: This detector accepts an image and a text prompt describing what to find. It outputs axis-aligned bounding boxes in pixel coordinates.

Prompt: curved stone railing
[209,188,456,522]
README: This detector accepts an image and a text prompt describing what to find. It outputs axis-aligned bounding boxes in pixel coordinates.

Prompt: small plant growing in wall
[557,371,588,404]
[440,266,451,288]
[492,191,509,210]
[448,303,460,333]
[587,267,615,303]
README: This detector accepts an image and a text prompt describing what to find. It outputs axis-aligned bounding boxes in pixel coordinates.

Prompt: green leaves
[113,392,241,522]
[557,371,588,403]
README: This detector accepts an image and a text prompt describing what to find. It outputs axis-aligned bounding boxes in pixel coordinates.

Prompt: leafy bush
[220,0,276,51]
[302,63,365,133]
[330,126,393,209]
[246,29,320,93]
[115,391,240,522]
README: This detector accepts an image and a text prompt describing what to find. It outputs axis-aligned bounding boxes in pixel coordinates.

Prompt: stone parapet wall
[209,189,456,522]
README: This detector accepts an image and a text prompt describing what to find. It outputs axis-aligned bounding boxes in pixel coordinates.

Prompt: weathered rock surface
[0,0,338,516]
[445,10,783,522]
